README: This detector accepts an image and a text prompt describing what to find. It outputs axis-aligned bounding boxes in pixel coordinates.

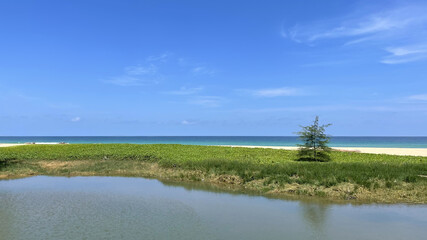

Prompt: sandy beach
[221,145,427,157]
[0,144,25,147]
[0,143,63,147]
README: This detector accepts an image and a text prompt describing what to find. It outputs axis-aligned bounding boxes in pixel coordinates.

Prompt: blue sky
[1,0,427,136]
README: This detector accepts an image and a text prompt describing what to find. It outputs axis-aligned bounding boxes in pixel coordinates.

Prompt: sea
[1,136,427,148]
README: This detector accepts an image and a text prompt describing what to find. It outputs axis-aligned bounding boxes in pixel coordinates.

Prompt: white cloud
[343,36,374,46]
[189,96,223,107]
[146,52,171,62]
[385,46,427,56]
[381,45,427,64]
[287,5,426,43]
[243,87,303,97]
[107,76,159,86]
[192,66,216,76]
[163,87,203,95]
[408,94,427,101]
[125,64,157,75]
[178,57,216,76]
[106,53,217,86]
[107,63,161,86]
[236,104,427,113]
[181,120,196,125]
[71,117,80,122]
[283,3,427,64]
[280,27,288,38]
[106,53,173,87]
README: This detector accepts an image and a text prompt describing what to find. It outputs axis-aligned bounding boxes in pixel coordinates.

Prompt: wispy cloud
[108,77,152,86]
[181,120,196,125]
[241,87,304,97]
[301,60,351,67]
[189,96,224,107]
[407,94,427,101]
[286,5,426,43]
[2,91,80,111]
[236,104,427,113]
[125,64,157,75]
[71,117,81,122]
[283,3,427,64]
[381,45,427,64]
[178,57,216,76]
[146,52,171,62]
[107,53,217,86]
[192,66,216,76]
[280,27,288,38]
[107,63,161,86]
[106,52,170,86]
[163,87,203,95]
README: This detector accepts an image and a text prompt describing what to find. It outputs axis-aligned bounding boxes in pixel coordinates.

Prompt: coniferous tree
[296,116,332,162]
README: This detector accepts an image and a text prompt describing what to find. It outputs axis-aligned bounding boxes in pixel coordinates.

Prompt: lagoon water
[0,176,426,240]
[1,136,427,148]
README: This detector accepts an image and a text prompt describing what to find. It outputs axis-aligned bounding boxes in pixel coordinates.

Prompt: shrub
[296,116,332,162]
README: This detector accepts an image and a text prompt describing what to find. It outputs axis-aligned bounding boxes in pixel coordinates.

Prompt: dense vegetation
[1,144,426,203]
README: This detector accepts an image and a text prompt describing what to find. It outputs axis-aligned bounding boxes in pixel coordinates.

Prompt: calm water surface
[0,176,426,240]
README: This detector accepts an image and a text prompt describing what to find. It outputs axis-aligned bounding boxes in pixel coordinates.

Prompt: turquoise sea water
[1,136,427,148]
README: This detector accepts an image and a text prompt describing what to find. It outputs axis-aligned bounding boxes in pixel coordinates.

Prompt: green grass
[1,144,426,203]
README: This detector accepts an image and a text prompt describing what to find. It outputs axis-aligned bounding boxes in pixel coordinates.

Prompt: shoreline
[0,142,65,147]
[221,145,427,157]
[0,144,25,147]
[2,143,427,156]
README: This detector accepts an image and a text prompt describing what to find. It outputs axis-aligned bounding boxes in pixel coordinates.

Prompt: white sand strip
[0,144,25,147]
[0,142,65,147]
[220,145,427,157]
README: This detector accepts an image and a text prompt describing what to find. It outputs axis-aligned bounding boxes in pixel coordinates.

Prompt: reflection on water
[301,203,329,239]
[0,176,426,240]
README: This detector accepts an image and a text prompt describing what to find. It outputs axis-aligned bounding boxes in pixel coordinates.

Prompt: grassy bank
[1,144,426,203]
